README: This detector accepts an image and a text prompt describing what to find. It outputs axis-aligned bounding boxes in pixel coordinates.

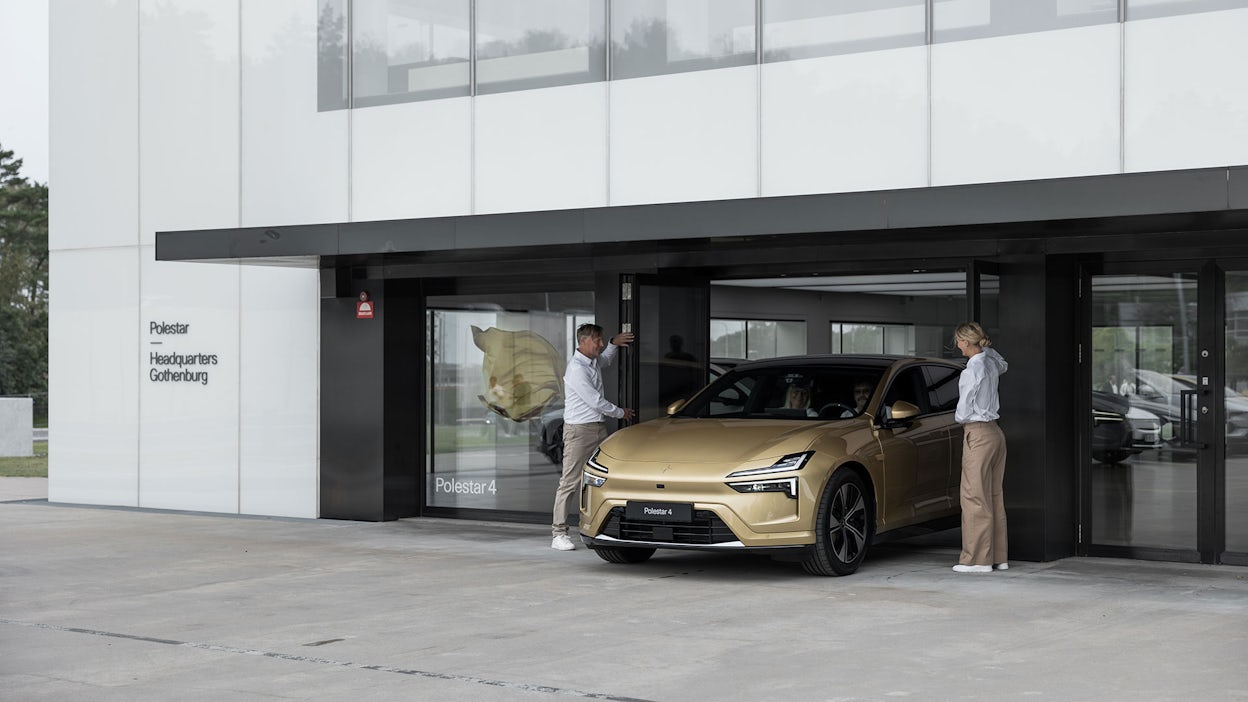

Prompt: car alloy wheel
[803,469,873,576]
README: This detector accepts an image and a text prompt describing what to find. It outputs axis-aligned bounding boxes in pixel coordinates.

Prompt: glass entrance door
[1088,273,1201,555]
[620,274,710,425]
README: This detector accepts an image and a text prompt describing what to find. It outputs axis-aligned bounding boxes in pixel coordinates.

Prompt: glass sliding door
[425,290,593,514]
[1089,274,1200,553]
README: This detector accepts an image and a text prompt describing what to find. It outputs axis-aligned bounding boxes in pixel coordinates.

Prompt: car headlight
[727,477,798,499]
[725,451,811,479]
[723,452,810,499]
[586,447,608,473]
[583,471,606,488]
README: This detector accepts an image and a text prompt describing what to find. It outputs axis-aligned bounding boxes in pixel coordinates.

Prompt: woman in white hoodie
[953,322,1009,574]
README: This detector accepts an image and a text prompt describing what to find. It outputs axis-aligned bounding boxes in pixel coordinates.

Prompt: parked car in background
[1092,390,1136,464]
[579,355,966,576]
[1126,369,1248,448]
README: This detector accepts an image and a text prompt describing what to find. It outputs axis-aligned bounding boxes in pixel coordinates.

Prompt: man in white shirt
[551,323,635,551]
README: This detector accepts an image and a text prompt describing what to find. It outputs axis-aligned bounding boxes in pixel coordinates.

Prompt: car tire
[802,469,874,576]
[592,545,656,564]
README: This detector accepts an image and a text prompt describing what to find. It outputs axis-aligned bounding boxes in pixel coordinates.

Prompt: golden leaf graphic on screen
[472,326,565,422]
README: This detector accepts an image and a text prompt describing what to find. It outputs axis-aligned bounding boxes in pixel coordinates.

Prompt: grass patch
[0,440,48,477]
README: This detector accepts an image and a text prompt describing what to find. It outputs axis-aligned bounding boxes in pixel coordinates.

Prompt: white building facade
[50,1,1248,565]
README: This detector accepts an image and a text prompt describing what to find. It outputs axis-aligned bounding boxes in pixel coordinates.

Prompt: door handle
[1178,388,1208,449]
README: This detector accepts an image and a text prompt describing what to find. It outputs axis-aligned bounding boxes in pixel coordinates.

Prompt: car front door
[875,366,954,527]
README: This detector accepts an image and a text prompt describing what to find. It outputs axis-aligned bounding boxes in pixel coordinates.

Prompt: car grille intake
[601,507,738,545]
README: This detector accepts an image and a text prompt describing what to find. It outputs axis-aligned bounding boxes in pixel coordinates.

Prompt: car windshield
[675,365,887,420]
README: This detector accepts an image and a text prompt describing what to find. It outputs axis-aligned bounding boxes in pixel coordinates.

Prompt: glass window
[426,290,592,513]
[711,319,747,359]
[611,0,756,80]
[712,318,806,360]
[475,0,607,95]
[1127,0,1248,21]
[934,0,1119,43]
[353,0,471,107]
[832,322,917,354]
[677,364,886,420]
[763,0,926,63]
[924,365,961,413]
[882,367,925,413]
[318,0,350,110]
[1090,274,1198,551]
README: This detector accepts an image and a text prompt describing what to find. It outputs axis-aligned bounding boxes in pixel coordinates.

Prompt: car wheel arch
[816,461,877,517]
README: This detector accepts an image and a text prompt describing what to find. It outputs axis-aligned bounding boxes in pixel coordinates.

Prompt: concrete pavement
[2,477,1246,701]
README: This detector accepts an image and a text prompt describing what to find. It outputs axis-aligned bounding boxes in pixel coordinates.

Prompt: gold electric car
[579,355,965,576]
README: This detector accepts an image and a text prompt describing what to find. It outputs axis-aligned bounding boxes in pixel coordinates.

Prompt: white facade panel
[138,0,241,245]
[1124,9,1248,173]
[351,98,473,221]
[610,67,758,206]
[48,248,140,507]
[761,47,928,197]
[931,24,1121,187]
[474,83,608,215]
[49,0,139,251]
[238,266,319,518]
[241,0,348,227]
[138,253,241,513]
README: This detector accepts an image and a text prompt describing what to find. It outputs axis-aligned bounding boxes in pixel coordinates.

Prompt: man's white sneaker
[994,563,1009,571]
[551,534,575,551]
[952,564,992,573]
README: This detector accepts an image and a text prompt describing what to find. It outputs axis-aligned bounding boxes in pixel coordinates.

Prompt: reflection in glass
[611,0,756,80]
[933,0,1119,43]
[1090,274,1198,551]
[353,0,470,107]
[318,0,350,110]
[1127,0,1248,21]
[1226,272,1248,553]
[476,0,606,94]
[426,291,592,512]
[763,0,926,62]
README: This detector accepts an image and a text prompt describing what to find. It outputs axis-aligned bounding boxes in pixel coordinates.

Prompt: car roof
[728,354,961,371]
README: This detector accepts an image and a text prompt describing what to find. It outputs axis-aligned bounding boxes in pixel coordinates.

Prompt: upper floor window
[763,0,926,62]
[610,0,756,80]
[933,0,1119,43]
[476,0,607,95]
[353,0,472,108]
[1126,0,1248,20]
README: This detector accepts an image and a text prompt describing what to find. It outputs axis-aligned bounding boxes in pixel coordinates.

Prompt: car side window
[923,365,961,413]
[881,368,927,417]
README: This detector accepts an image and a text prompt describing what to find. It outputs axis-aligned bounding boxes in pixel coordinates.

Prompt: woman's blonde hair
[954,322,992,348]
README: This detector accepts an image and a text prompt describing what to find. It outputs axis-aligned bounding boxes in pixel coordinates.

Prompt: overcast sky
[0,0,49,185]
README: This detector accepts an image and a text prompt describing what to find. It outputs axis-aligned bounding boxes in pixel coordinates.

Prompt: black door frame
[1078,258,1227,564]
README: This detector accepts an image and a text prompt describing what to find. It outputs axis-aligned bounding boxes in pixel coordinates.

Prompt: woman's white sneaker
[952,564,992,573]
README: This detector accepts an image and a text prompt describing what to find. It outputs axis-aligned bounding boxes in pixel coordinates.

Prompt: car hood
[597,417,854,466]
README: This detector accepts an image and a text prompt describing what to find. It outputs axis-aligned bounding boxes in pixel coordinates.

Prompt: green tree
[0,145,49,418]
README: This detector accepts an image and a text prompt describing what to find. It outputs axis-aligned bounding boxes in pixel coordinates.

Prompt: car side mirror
[880,400,920,429]
[666,399,686,416]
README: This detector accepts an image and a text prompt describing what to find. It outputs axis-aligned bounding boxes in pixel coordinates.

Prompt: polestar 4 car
[579,355,966,576]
